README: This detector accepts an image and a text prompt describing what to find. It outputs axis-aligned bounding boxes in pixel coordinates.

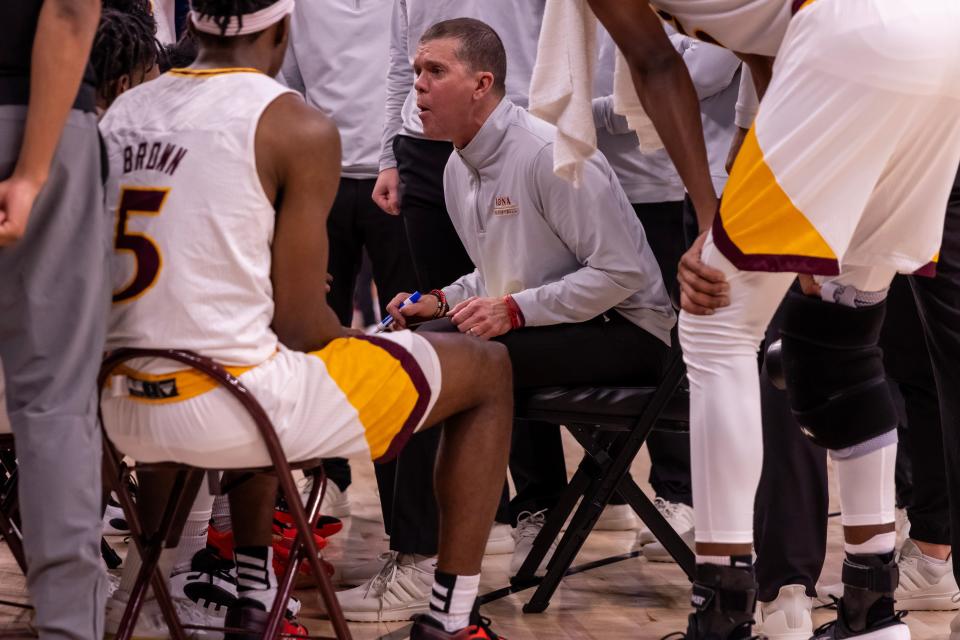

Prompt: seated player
[384,17,675,579]
[98,1,513,639]
[585,1,960,639]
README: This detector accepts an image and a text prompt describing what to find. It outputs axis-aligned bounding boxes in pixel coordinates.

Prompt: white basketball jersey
[650,0,794,56]
[100,69,297,370]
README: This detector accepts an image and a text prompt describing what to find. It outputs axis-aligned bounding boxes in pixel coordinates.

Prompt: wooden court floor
[0,431,954,639]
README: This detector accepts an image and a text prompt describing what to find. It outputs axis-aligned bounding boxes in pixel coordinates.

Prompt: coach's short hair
[420,18,507,96]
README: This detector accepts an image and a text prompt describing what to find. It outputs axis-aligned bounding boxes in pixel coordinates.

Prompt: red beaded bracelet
[503,295,525,330]
[428,289,449,318]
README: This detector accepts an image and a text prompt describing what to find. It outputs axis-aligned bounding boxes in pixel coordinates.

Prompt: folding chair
[99,348,352,640]
[511,344,694,613]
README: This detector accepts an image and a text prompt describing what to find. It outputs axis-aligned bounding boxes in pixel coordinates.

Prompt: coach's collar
[456,98,513,171]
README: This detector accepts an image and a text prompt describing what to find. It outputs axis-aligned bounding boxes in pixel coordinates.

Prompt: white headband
[190,0,295,37]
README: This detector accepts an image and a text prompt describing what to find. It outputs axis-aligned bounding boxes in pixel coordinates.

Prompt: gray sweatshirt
[281,0,392,179]
[441,100,677,346]
[379,0,545,171]
[593,31,740,203]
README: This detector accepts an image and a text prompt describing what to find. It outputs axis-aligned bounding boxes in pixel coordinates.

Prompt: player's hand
[679,232,730,315]
[725,126,749,175]
[798,274,821,298]
[373,168,400,215]
[0,175,43,247]
[385,292,439,329]
[449,296,512,339]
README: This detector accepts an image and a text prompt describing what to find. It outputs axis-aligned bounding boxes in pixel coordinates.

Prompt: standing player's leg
[0,109,109,639]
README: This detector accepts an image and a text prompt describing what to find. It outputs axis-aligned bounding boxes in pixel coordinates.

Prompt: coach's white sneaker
[634,497,694,549]
[105,590,223,639]
[510,510,557,577]
[755,585,813,640]
[335,552,434,622]
[594,504,640,531]
[895,508,911,551]
[895,539,960,610]
[486,522,516,555]
[637,499,695,562]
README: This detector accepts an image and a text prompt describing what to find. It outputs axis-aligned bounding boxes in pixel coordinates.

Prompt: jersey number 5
[112,187,169,303]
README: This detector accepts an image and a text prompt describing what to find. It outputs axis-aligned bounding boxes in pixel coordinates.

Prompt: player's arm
[587,0,717,232]
[257,93,347,352]
[0,0,100,246]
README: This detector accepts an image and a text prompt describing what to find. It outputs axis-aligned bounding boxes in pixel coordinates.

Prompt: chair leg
[512,463,592,585]
[616,478,695,578]
[0,468,27,574]
[268,469,325,639]
[274,463,353,640]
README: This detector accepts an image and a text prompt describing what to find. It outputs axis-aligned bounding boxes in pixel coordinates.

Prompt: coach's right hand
[385,292,441,329]
[373,168,400,215]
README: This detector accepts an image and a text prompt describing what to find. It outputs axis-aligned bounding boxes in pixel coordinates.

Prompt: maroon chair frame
[98,348,352,640]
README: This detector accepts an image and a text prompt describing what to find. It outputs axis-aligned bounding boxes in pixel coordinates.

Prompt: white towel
[529,0,662,186]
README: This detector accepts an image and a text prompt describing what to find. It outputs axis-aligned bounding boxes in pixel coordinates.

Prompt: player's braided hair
[190,0,279,37]
[92,6,161,105]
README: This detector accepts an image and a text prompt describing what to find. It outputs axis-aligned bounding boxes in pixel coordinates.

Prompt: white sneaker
[168,548,237,619]
[895,508,911,551]
[634,497,694,548]
[895,539,960,611]
[510,510,557,577]
[298,475,351,518]
[103,495,130,537]
[594,504,640,531]
[636,499,695,562]
[756,585,813,640]
[335,552,434,622]
[105,590,224,639]
[486,522,516,555]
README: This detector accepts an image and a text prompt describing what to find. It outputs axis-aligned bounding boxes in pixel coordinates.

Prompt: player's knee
[475,339,512,396]
[779,290,896,450]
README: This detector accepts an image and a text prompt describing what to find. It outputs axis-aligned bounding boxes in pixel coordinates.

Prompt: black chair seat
[517,385,689,429]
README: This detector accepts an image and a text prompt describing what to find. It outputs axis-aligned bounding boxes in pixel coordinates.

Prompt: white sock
[429,571,480,633]
[211,494,232,532]
[845,532,896,556]
[173,491,215,573]
[234,546,277,610]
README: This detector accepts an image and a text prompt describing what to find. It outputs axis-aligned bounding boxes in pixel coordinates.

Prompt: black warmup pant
[322,177,418,493]
[906,166,960,576]
[633,200,694,506]
[753,302,829,602]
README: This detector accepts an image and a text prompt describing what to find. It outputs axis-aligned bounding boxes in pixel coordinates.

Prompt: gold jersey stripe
[720,126,836,261]
[314,338,420,461]
[168,67,263,77]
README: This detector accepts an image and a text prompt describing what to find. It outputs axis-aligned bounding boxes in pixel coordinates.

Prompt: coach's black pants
[633,200,694,506]
[323,177,418,492]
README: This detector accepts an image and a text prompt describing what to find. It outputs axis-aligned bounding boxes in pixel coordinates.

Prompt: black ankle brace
[686,563,757,640]
[839,552,899,632]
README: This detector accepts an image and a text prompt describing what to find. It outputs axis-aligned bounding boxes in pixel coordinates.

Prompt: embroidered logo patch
[493,195,519,216]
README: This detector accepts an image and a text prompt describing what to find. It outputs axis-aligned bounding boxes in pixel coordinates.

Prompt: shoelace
[514,510,547,541]
[654,497,678,519]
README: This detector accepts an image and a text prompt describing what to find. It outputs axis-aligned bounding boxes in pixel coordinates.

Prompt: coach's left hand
[449,297,511,339]
[679,232,730,315]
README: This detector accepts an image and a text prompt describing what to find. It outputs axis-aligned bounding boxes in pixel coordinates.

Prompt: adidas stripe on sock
[234,545,277,610]
[429,570,480,633]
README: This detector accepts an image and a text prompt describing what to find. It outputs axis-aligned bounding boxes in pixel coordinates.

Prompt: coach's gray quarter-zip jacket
[441,99,676,346]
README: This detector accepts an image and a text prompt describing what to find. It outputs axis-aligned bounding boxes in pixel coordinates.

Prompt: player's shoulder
[261,92,339,150]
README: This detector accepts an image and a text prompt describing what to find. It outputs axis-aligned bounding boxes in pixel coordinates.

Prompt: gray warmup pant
[0,106,109,639]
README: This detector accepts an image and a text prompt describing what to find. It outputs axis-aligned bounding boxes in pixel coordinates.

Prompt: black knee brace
[779,291,897,450]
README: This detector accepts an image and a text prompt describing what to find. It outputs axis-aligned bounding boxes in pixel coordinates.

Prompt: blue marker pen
[373,291,421,333]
